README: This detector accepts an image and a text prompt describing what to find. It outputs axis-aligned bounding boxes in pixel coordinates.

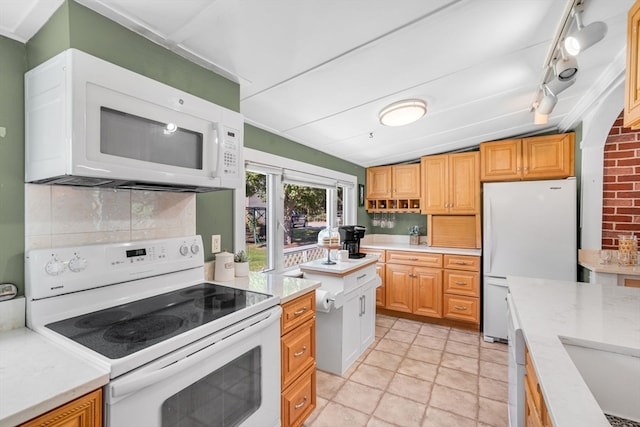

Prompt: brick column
[602,111,640,249]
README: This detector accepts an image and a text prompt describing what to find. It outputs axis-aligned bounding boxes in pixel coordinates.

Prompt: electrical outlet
[211,235,221,253]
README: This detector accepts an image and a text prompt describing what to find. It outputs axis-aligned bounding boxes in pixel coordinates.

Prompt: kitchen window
[240,148,356,273]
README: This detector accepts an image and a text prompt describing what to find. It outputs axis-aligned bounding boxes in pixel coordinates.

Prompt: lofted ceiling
[0,0,632,167]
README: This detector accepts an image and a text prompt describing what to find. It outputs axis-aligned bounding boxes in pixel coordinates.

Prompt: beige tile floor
[304,314,509,427]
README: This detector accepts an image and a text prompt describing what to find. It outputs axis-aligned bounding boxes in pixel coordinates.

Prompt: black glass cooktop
[46,283,271,359]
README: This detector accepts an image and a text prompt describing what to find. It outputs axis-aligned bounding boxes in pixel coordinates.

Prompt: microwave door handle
[209,123,221,178]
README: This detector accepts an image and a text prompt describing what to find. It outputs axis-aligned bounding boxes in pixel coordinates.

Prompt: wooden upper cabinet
[421,152,479,214]
[392,164,421,198]
[366,166,392,199]
[480,133,574,181]
[625,0,640,129]
[479,139,521,181]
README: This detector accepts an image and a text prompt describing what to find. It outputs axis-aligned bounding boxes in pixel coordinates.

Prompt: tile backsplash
[25,184,196,251]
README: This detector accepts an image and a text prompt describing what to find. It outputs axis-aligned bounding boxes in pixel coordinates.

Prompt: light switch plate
[211,235,221,253]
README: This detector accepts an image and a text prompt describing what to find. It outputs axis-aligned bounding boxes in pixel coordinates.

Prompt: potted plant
[234,250,250,277]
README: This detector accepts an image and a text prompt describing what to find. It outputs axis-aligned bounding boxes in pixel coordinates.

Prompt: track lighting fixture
[530,0,606,124]
[564,6,608,56]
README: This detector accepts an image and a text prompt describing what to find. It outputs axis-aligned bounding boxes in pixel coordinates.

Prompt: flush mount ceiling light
[564,6,608,56]
[379,99,427,126]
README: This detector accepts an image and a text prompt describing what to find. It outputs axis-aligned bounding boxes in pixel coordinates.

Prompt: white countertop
[0,328,109,427]
[299,254,378,275]
[578,249,640,276]
[507,276,640,427]
[359,233,482,256]
[211,271,321,304]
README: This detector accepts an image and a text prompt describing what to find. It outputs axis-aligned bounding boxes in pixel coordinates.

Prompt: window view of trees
[245,171,344,272]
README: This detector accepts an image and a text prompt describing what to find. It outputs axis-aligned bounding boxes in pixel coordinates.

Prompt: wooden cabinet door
[393,164,421,198]
[625,0,640,128]
[385,263,413,313]
[20,389,102,427]
[412,267,442,318]
[421,154,448,214]
[522,133,574,180]
[374,263,386,307]
[366,166,392,199]
[480,139,522,181]
[449,151,480,214]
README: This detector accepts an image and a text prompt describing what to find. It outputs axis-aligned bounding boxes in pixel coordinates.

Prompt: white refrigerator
[483,178,576,342]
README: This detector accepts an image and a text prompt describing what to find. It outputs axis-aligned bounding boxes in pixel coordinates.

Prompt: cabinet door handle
[455,281,468,285]
[294,396,308,409]
[293,307,308,316]
[454,305,468,311]
[294,346,307,357]
[362,295,366,315]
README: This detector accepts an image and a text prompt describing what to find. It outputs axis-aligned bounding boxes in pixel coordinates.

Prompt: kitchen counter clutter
[507,276,640,427]
[579,249,640,287]
[0,327,109,426]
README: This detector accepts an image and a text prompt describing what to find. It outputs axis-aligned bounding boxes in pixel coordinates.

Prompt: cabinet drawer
[443,254,480,271]
[343,264,377,294]
[281,317,316,389]
[386,250,443,268]
[444,270,479,297]
[443,294,479,323]
[360,248,385,262]
[282,364,316,427]
[281,291,316,335]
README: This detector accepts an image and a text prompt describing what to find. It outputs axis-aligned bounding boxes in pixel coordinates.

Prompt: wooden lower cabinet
[280,291,316,427]
[379,250,481,327]
[20,389,102,427]
[525,347,554,427]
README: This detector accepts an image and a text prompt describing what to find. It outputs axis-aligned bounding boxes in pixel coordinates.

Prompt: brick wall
[602,111,640,249]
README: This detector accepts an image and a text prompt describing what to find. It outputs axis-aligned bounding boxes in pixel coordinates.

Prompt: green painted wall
[0,36,26,294]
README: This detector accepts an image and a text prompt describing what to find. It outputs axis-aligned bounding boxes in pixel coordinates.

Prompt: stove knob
[45,257,65,276]
[190,244,200,255]
[68,256,88,273]
[179,244,189,256]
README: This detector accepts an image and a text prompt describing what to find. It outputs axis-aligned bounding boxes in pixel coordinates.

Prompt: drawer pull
[454,281,468,285]
[454,305,468,311]
[408,257,419,261]
[293,307,308,316]
[294,396,308,409]
[455,261,468,265]
[294,346,308,357]
[357,274,367,280]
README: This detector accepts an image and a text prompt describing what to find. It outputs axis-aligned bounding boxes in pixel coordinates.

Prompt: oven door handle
[110,306,281,399]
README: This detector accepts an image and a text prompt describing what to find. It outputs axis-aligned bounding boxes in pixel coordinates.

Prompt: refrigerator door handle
[486,199,492,272]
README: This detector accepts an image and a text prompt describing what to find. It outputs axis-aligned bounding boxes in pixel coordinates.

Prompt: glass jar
[617,235,637,266]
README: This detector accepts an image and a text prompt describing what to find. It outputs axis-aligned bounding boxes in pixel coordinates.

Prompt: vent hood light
[379,99,427,126]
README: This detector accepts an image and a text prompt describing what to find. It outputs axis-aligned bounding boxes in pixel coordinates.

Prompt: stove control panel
[26,235,204,300]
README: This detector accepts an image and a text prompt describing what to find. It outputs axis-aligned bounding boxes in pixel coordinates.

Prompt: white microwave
[25,49,243,192]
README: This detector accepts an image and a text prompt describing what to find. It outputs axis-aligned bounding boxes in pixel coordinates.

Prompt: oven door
[105,306,281,427]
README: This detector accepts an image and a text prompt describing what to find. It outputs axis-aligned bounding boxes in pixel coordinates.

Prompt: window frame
[237,148,357,272]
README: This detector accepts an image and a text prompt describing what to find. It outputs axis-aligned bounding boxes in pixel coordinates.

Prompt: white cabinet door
[359,282,376,352]
[342,290,361,370]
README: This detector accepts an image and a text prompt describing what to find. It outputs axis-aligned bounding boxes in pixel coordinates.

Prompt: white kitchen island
[507,276,640,427]
[300,255,381,376]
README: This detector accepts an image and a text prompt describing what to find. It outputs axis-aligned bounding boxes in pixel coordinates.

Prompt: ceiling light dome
[379,99,427,126]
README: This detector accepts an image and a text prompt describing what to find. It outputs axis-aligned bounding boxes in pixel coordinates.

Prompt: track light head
[554,56,578,81]
[564,9,607,56]
[537,91,557,115]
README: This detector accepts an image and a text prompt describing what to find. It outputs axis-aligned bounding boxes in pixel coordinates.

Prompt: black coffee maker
[338,225,367,259]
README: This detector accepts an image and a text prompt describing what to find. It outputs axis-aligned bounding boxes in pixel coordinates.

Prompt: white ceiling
[0,0,632,167]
